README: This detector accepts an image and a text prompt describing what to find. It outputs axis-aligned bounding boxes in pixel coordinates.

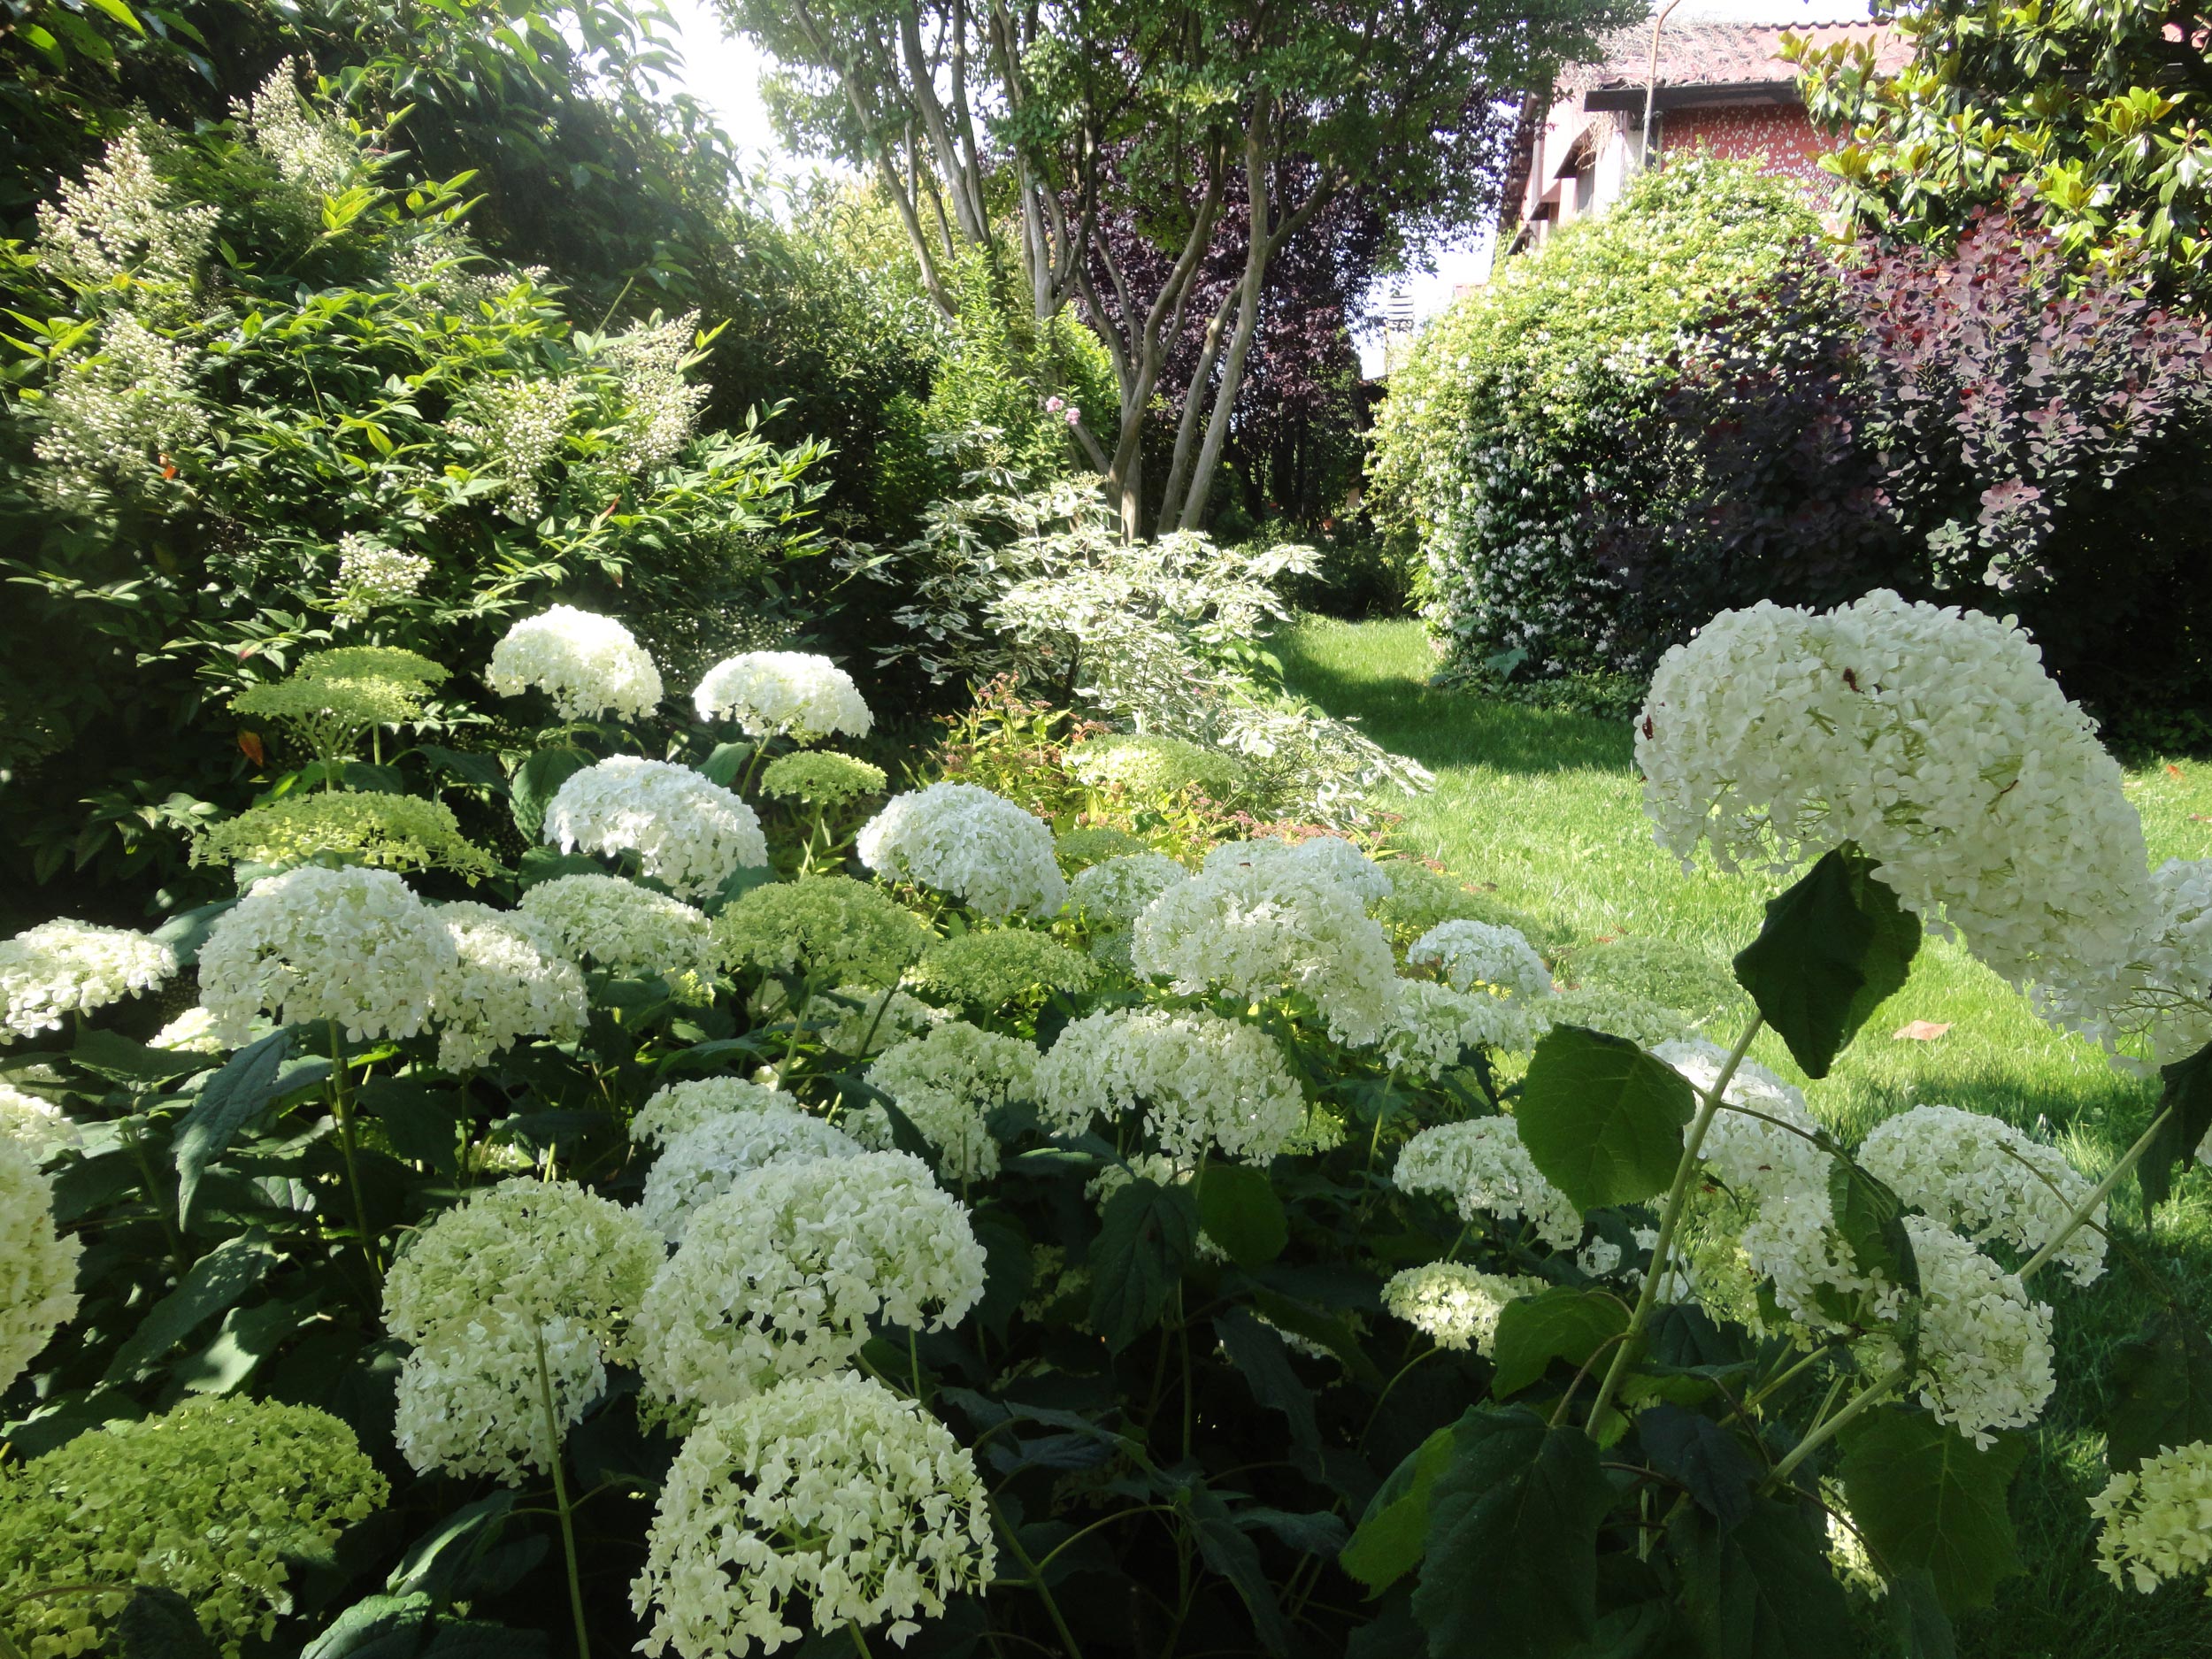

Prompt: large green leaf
[1671,1502,1856,1659]
[115,1587,218,1659]
[1518,1026,1696,1210]
[1215,1309,1319,1460]
[1490,1286,1630,1399]
[1187,1483,1290,1655]
[1341,1422,1460,1594]
[1411,1405,1612,1657]
[510,747,589,840]
[1828,1161,1919,1296]
[1197,1160,1288,1265]
[1886,1568,1958,1659]
[1637,1403,1759,1532]
[1087,1177,1199,1353]
[72,1028,211,1085]
[2105,1305,2212,1473]
[1838,1409,2026,1613]
[2136,1035,2212,1212]
[174,1028,298,1228]
[103,1231,279,1383]
[1732,846,1919,1079]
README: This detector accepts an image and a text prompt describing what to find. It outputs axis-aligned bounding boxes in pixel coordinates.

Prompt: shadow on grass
[1275,620,1633,778]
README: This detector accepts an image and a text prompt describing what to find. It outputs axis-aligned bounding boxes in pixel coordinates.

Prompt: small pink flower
[1065,408,1081,426]
[1044,396,1064,413]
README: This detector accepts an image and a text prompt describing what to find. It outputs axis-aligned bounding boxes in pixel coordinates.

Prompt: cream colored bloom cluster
[630,1077,803,1148]
[1409,918,1555,1003]
[235,60,359,195]
[36,128,215,291]
[1873,1217,2055,1448]
[1393,1116,1582,1251]
[487,605,664,720]
[544,756,767,898]
[1635,591,2153,1040]
[334,532,431,615]
[199,865,452,1043]
[1133,853,1396,1044]
[0,918,175,1042]
[858,783,1066,919]
[453,375,572,521]
[632,1372,995,1657]
[1859,1103,2105,1286]
[693,649,873,741]
[861,1019,1039,1179]
[1382,1262,1540,1354]
[1035,1007,1307,1164]
[1203,833,1394,906]
[639,1109,864,1241]
[384,1181,661,1481]
[0,1082,80,1164]
[599,311,709,474]
[152,1005,231,1053]
[636,1151,987,1418]
[714,875,932,988]
[1376,979,1541,1078]
[0,1141,80,1394]
[518,873,717,986]
[429,902,588,1071]
[2091,1440,2212,1594]
[1070,851,1189,927]
[0,1398,386,1659]
[2116,857,2212,1065]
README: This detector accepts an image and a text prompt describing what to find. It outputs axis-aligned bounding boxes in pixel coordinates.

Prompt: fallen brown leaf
[1893,1019,1952,1042]
[2170,763,2187,779]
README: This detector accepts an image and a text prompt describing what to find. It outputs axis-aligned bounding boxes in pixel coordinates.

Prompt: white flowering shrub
[13,579,2206,1659]
[488,606,666,722]
[693,649,872,741]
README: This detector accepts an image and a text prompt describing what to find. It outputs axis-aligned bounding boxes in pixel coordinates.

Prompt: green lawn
[1279,615,2212,1659]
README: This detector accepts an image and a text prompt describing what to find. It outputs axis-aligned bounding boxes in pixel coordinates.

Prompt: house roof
[1568,18,1911,95]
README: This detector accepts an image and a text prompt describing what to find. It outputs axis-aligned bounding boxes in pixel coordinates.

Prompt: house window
[1574,164,1595,215]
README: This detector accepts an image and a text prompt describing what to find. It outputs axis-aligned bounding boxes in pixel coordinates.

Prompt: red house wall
[1662,104,1828,187]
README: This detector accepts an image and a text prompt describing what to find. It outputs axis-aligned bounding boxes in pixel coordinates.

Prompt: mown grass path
[1280,616,2212,1658]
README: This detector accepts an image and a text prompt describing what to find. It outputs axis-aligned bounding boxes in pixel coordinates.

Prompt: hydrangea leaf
[1517,1025,1696,1209]
[510,747,589,840]
[2105,1305,2212,1474]
[1196,1161,1288,1265]
[2136,1035,2212,1213]
[114,1586,219,1659]
[102,1230,279,1383]
[1828,1160,1920,1297]
[1732,846,1919,1079]
[1341,1421,1460,1594]
[1087,1176,1199,1353]
[1886,1568,1958,1659]
[1214,1309,1319,1461]
[1670,1500,1856,1659]
[1839,1409,2026,1614]
[1410,1404,1609,1655]
[1489,1286,1631,1399]
[174,1027,295,1228]
[1637,1403,1760,1532]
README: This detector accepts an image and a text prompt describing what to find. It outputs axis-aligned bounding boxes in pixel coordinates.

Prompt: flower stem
[327,1025,381,1277]
[534,1320,591,1659]
[1586,1013,1764,1432]
[2017,1105,2170,1283]
[987,1496,1087,1659]
[847,1622,874,1658]
[1768,1358,1911,1489]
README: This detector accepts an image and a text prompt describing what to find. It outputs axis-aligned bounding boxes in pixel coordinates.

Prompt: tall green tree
[729,0,1635,535]
[1792,0,2212,304]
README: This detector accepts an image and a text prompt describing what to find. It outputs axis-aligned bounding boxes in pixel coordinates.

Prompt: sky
[655,0,1876,370]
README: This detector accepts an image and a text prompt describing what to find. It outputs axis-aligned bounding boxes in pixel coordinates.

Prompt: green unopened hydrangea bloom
[1542,985,1692,1048]
[298,645,449,687]
[713,876,930,988]
[759,749,887,806]
[0,1398,388,1659]
[1372,861,1564,956]
[1068,733,1243,797]
[1054,825,1150,871]
[916,928,1093,1010]
[194,792,495,880]
[232,672,422,730]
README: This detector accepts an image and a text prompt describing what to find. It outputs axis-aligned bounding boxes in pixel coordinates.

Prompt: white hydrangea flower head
[1870,1217,2055,1448]
[394,1310,606,1486]
[1382,1263,1541,1354]
[1377,979,1542,1078]
[1859,1103,2105,1286]
[1033,1007,1307,1165]
[1635,591,2154,1041]
[0,1084,81,1165]
[1542,985,1692,1048]
[1133,855,1396,1045]
[1069,852,1189,928]
[542,757,767,898]
[635,1152,987,1419]
[856,783,1065,920]
[0,1142,81,1393]
[2115,857,2212,1064]
[858,1020,1038,1181]
[486,605,664,720]
[382,1179,662,1365]
[639,1109,864,1242]
[632,1372,995,1657]
[151,1005,231,1054]
[693,650,873,741]
[631,1077,803,1148]
[1203,834,1394,906]
[1654,1037,1831,1204]
[198,865,452,1044]
[518,874,716,987]
[429,902,588,1071]
[1409,919,1554,1002]
[0,918,176,1043]
[2091,1440,2212,1594]
[1393,1116,1582,1251]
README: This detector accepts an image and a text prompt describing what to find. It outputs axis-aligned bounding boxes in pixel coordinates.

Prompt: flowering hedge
[4,592,2212,1655]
